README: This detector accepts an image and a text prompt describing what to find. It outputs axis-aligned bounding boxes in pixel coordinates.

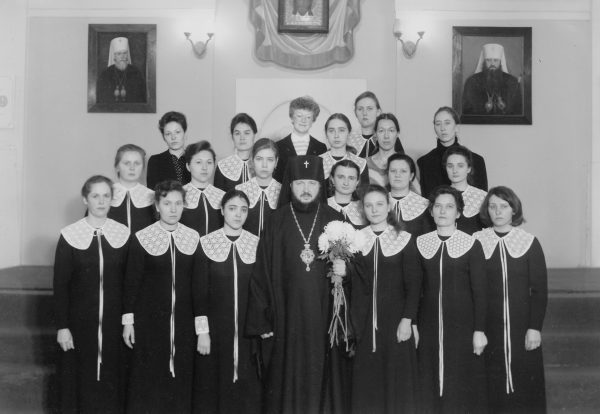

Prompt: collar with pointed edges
[327,197,366,226]
[183,183,224,209]
[389,191,429,221]
[61,218,130,250]
[417,229,475,259]
[360,225,412,257]
[320,151,367,178]
[200,229,259,264]
[136,221,199,256]
[236,178,281,209]
[347,132,367,155]
[473,227,535,259]
[111,182,155,208]
[461,185,487,218]
[217,154,252,181]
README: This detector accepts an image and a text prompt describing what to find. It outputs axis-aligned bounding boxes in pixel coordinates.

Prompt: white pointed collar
[461,185,487,218]
[389,191,430,221]
[320,151,367,178]
[236,178,281,209]
[200,229,259,264]
[111,182,155,208]
[327,197,366,226]
[217,154,252,181]
[61,218,130,250]
[136,221,199,256]
[183,183,224,209]
[359,225,412,257]
[347,132,367,155]
[473,227,535,259]
[417,229,475,259]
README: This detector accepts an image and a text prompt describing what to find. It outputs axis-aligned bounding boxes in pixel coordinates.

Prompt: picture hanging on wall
[87,24,156,113]
[278,0,329,34]
[452,26,532,125]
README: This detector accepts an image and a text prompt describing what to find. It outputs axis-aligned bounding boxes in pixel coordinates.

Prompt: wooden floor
[0,266,599,413]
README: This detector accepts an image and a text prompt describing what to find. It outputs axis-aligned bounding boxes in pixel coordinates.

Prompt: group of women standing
[53,91,548,413]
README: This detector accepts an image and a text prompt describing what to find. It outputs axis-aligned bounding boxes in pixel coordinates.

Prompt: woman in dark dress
[54,175,130,413]
[180,141,225,236]
[348,91,382,158]
[366,113,405,187]
[416,185,488,413]
[122,180,200,413]
[350,184,421,413]
[109,144,155,233]
[194,190,262,414]
[474,187,547,413]
[327,159,366,228]
[387,153,431,237]
[214,113,257,192]
[146,111,191,189]
[236,138,281,238]
[443,145,487,235]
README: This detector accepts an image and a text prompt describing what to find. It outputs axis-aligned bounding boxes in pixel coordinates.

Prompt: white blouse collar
[327,197,366,226]
[112,182,154,208]
[183,183,224,209]
[461,185,487,218]
[236,178,281,209]
[347,132,367,155]
[473,227,535,259]
[320,151,367,178]
[136,221,199,256]
[200,229,259,264]
[417,229,475,259]
[61,218,130,250]
[217,154,252,181]
[389,191,429,221]
[360,225,412,257]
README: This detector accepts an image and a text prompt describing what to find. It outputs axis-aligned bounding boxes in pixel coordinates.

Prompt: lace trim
[360,226,412,257]
[462,185,487,218]
[320,151,367,178]
[389,191,429,221]
[217,155,252,181]
[61,218,130,250]
[200,229,258,264]
[183,183,224,209]
[327,197,366,226]
[347,132,367,155]
[136,222,199,256]
[416,230,475,259]
[236,178,281,209]
[473,227,535,259]
[111,182,154,208]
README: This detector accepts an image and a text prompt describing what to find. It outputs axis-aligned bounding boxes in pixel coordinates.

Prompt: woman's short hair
[324,113,352,133]
[154,180,186,203]
[374,113,400,134]
[479,186,525,227]
[428,185,464,215]
[114,144,146,170]
[158,111,187,134]
[230,113,258,135]
[184,140,216,164]
[289,96,320,121]
[386,153,416,179]
[252,138,279,160]
[442,145,474,183]
[361,184,404,233]
[433,106,460,124]
[221,189,250,209]
[354,91,381,110]
[81,175,113,198]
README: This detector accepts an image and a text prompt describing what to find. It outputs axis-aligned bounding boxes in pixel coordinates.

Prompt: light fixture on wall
[184,32,214,58]
[393,19,424,59]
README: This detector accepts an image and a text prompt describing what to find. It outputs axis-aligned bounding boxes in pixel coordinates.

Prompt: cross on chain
[304,160,310,168]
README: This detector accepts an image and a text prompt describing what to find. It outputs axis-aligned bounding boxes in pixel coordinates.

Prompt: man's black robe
[462,71,522,115]
[97,64,146,104]
[273,135,327,183]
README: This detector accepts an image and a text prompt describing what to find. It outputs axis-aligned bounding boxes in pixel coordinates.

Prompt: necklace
[290,204,320,271]
[113,69,127,102]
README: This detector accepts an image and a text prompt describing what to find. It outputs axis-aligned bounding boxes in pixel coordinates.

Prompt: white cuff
[122,313,134,325]
[195,316,209,334]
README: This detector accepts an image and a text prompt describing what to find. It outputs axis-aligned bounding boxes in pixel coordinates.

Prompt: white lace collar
[217,154,252,181]
[327,197,366,226]
[417,229,475,259]
[183,183,224,209]
[461,185,487,218]
[236,178,281,209]
[389,191,430,221]
[111,182,154,208]
[320,151,367,178]
[360,225,412,257]
[347,132,368,155]
[200,229,259,264]
[61,218,130,250]
[473,227,535,259]
[136,221,199,256]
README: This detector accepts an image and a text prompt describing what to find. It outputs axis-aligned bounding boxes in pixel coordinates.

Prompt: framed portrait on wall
[278,0,329,34]
[87,24,156,113]
[452,26,532,125]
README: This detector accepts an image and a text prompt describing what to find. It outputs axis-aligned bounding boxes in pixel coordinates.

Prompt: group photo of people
[54,91,548,414]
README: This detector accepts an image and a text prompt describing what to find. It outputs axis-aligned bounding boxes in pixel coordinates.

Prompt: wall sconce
[184,32,214,58]
[393,19,424,59]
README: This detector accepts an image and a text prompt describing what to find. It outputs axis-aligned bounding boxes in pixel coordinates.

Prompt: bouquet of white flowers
[318,220,366,349]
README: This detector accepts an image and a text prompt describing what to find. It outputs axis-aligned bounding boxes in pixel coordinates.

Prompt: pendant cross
[304,160,310,168]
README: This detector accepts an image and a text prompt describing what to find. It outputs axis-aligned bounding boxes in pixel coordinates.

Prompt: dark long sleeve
[193,248,211,317]
[527,238,548,331]
[146,155,159,191]
[245,225,274,336]
[213,167,227,192]
[469,240,488,332]
[401,239,422,320]
[472,153,488,191]
[53,236,74,330]
[123,236,145,315]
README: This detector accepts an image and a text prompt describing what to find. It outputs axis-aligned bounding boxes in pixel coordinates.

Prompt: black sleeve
[469,240,488,332]
[213,166,227,192]
[401,239,422,320]
[394,137,405,154]
[146,155,158,191]
[193,247,211,318]
[527,238,548,331]
[123,236,146,315]
[473,154,488,191]
[53,236,74,330]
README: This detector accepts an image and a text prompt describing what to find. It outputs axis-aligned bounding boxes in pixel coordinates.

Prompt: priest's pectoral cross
[300,243,315,271]
[304,160,310,168]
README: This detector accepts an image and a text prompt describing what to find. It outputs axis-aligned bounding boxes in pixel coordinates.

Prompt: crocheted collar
[416,229,475,259]
[136,221,199,256]
[360,225,412,257]
[200,229,259,264]
[112,182,155,208]
[473,227,534,259]
[236,178,281,209]
[61,218,130,250]
[183,183,224,209]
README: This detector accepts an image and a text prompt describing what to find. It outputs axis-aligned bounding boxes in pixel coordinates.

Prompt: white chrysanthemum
[325,220,345,240]
[318,232,330,254]
[348,228,367,253]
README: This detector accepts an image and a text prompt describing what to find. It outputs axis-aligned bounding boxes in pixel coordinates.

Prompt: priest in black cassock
[246,155,344,414]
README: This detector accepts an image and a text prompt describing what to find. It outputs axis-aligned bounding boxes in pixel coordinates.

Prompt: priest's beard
[484,66,504,92]
[115,60,128,71]
[291,192,320,213]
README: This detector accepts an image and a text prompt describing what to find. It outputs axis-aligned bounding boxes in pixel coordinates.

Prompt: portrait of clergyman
[88,24,156,113]
[278,0,329,33]
[452,26,532,125]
